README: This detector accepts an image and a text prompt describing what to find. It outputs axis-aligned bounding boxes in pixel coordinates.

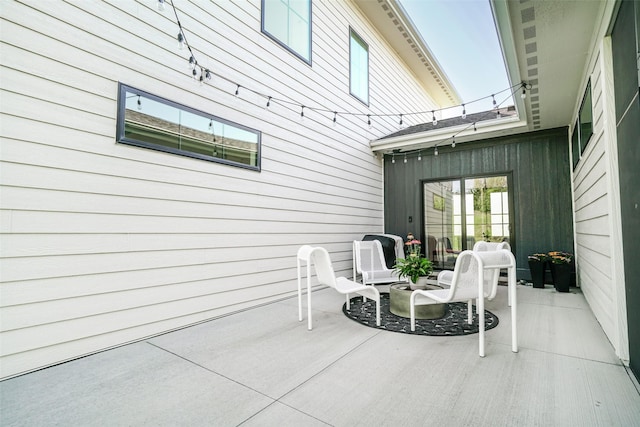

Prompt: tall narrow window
[262,0,312,64]
[350,28,369,105]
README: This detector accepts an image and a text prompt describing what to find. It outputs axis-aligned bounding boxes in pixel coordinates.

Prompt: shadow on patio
[1,284,639,426]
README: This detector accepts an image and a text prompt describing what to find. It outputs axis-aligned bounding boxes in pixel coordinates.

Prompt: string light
[137,95,141,110]
[432,111,437,126]
[158,0,165,12]
[461,104,466,119]
[300,105,305,121]
[367,114,372,129]
[399,114,404,129]
[205,69,211,81]
[208,119,213,131]
[403,154,407,163]
[177,32,184,50]
[188,55,195,69]
[192,67,197,80]
[434,146,439,156]
[417,150,422,161]
[333,111,337,127]
[492,94,497,109]
[451,137,456,148]
[392,153,395,164]
[473,123,477,131]
[266,96,271,108]
[235,84,240,96]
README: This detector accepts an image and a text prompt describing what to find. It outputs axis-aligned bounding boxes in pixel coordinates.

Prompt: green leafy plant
[393,234,433,283]
[528,253,550,262]
[548,251,573,264]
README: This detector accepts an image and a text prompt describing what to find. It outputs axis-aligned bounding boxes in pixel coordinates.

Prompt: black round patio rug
[342,293,499,336]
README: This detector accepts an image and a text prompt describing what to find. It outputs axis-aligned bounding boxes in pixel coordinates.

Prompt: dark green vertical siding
[383,127,574,278]
[612,0,640,384]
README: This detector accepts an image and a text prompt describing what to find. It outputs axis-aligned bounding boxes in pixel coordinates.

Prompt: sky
[398,0,512,115]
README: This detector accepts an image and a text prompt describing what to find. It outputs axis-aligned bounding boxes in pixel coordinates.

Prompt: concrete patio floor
[1,283,640,426]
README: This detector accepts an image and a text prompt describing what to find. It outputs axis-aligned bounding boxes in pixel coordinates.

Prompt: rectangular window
[116,83,261,171]
[571,79,594,169]
[262,0,312,64]
[571,121,580,170]
[350,28,369,105]
[579,79,593,154]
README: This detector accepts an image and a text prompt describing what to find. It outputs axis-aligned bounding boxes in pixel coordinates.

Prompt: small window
[349,28,369,105]
[579,79,593,154]
[262,0,312,64]
[116,84,261,171]
[571,121,580,170]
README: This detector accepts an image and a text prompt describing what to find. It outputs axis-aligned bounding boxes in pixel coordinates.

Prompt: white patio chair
[438,241,511,299]
[353,240,405,287]
[298,245,380,330]
[410,249,518,357]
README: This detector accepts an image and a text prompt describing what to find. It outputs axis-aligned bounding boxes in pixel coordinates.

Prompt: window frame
[116,83,261,171]
[261,0,312,65]
[571,79,594,169]
[578,79,593,154]
[349,27,370,106]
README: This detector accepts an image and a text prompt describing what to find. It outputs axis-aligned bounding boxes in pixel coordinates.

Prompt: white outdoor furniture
[297,245,380,330]
[353,240,405,287]
[410,249,517,357]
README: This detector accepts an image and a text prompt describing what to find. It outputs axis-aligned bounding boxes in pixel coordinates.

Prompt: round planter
[409,276,429,290]
[389,283,447,319]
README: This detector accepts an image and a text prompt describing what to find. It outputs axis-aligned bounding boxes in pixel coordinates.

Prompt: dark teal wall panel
[383,127,574,278]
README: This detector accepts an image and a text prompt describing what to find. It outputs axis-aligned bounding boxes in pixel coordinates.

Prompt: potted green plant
[527,253,550,289]
[548,251,573,292]
[393,234,433,289]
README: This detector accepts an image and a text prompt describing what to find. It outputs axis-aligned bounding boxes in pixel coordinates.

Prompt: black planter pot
[528,260,546,288]
[550,262,571,292]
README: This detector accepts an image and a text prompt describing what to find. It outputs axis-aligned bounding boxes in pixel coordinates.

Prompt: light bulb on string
[265,96,271,109]
[434,146,439,156]
[473,122,477,131]
[521,87,527,99]
[208,119,213,131]
[333,111,337,127]
[137,95,141,111]
[417,150,422,161]
[403,154,407,163]
[204,69,211,81]
[461,104,466,119]
[300,106,305,121]
[235,85,240,96]
[391,153,395,164]
[492,94,497,110]
[192,67,197,81]
[367,114,372,129]
[158,0,165,11]
[199,71,204,86]
[432,111,438,126]
[451,137,456,148]
[497,109,501,119]
[399,114,404,129]
[177,33,184,50]
[188,56,195,69]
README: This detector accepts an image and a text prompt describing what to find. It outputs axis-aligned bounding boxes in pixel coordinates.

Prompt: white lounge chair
[353,240,405,287]
[297,245,381,330]
[410,249,518,357]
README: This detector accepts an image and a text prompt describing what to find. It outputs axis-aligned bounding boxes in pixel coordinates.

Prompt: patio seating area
[1,284,639,426]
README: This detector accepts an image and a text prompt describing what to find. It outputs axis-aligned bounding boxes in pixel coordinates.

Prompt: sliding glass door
[423,175,511,270]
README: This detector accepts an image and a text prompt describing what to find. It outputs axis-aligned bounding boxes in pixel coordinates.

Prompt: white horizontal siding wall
[572,38,628,360]
[0,0,440,378]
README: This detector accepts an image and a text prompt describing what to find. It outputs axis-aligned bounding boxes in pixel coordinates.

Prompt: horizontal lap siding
[0,0,439,377]
[572,50,615,343]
